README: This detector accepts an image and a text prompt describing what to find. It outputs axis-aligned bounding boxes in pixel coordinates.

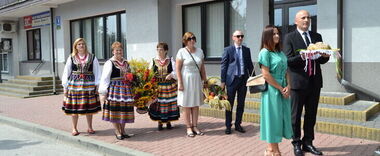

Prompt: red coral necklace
[115,59,125,67]
[157,58,167,66]
[77,54,87,64]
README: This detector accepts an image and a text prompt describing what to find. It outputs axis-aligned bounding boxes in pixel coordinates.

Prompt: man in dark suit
[284,10,330,156]
[221,30,254,135]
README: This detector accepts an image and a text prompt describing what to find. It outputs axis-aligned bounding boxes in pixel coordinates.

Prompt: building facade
[0,0,379,100]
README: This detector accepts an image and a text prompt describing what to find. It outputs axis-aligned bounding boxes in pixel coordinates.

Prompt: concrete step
[0,87,63,96]
[0,90,63,98]
[0,91,29,98]
[246,92,356,105]
[7,79,62,86]
[199,104,380,141]
[241,98,380,122]
[15,75,59,81]
[0,82,62,91]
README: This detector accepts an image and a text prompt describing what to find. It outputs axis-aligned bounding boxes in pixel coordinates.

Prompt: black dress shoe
[235,125,246,133]
[166,122,172,129]
[293,143,304,156]
[114,133,124,140]
[122,134,131,139]
[303,144,323,155]
[158,123,163,131]
[225,127,232,134]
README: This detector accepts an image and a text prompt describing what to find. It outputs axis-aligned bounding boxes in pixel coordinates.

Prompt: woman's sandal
[192,126,204,136]
[72,130,80,136]
[264,149,273,156]
[87,129,96,134]
[186,127,195,137]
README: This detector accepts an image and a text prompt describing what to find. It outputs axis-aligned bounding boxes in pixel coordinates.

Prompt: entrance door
[271,0,317,38]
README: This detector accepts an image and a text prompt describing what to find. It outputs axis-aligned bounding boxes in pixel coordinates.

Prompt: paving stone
[0,95,379,156]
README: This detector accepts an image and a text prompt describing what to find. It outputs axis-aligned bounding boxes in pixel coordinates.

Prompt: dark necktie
[236,47,241,76]
[303,32,311,46]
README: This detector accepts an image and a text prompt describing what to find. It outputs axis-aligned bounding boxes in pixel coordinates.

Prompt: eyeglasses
[187,36,196,41]
[234,35,244,38]
[157,48,164,51]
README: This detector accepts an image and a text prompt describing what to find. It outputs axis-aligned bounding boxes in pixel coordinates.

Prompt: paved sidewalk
[0,95,379,156]
[0,123,103,156]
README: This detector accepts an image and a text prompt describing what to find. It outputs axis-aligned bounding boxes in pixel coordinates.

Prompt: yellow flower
[143,82,152,90]
[208,78,217,85]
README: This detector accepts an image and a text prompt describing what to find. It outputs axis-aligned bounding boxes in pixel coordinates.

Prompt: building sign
[24,11,50,29]
[55,16,61,30]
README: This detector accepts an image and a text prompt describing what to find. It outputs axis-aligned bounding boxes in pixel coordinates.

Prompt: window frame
[270,0,317,37]
[0,53,9,73]
[69,11,126,61]
[182,0,231,62]
[26,28,42,61]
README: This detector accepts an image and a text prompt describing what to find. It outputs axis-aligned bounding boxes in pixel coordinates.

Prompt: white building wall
[316,0,380,95]
[54,0,160,77]
[170,0,268,77]
[55,0,159,63]
[247,0,269,62]
[0,30,18,79]
[18,16,53,76]
[344,0,380,63]
[317,0,346,92]
[342,0,380,95]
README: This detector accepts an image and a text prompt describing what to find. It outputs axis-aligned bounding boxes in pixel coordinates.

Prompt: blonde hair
[71,38,89,57]
[111,41,123,50]
[182,32,196,45]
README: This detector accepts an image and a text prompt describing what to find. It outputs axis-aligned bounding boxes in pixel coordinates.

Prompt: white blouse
[61,54,101,90]
[98,57,129,95]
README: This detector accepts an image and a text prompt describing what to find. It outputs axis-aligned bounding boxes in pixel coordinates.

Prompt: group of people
[61,10,328,156]
[61,39,182,140]
[221,10,329,156]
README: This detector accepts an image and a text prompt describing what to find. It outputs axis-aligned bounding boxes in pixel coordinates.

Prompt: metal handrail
[32,60,45,74]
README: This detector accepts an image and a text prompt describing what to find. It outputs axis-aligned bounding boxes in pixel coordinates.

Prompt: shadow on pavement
[0,140,42,150]
[104,121,259,142]
[318,144,380,156]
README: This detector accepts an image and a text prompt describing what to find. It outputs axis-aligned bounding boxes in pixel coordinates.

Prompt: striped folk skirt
[102,79,135,123]
[149,80,180,123]
[62,74,101,115]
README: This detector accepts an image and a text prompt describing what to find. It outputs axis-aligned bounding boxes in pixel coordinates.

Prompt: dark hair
[260,25,282,52]
[157,42,168,51]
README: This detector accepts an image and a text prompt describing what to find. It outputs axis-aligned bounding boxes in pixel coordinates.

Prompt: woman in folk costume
[98,41,135,140]
[62,38,101,136]
[148,42,180,130]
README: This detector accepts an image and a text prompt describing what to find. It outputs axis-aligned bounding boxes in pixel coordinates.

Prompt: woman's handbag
[246,64,268,93]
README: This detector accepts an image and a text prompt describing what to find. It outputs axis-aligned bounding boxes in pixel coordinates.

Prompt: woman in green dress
[258,25,293,156]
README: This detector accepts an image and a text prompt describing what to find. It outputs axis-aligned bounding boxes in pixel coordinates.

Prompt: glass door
[271,0,317,38]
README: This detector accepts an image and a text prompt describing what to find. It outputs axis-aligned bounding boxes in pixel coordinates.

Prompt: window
[26,29,41,60]
[0,53,8,73]
[183,0,247,61]
[70,11,126,60]
[270,0,317,37]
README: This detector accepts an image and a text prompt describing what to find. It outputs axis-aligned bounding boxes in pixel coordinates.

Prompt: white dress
[176,47,204,107]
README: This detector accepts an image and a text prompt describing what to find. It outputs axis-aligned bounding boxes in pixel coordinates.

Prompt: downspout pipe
[50,8,57,94]
[337,0,380,101]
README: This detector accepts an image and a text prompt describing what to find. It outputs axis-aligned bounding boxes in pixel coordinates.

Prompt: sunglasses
[234,35,244,38]
[187,36,196,41]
